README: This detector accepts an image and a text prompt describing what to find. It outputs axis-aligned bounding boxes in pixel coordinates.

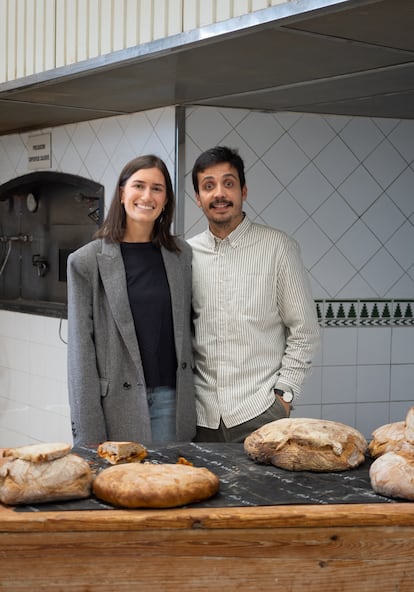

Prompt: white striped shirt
[188,215,320,429]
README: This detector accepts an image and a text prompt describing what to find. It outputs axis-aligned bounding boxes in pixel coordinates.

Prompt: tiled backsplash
[184,107,414,299]
[0,107,176,210]
[316,299,414,327]
[0,105,413,447]
[0,310,71,446]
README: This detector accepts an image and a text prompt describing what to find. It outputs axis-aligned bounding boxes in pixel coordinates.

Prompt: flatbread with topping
[97,441,147,464]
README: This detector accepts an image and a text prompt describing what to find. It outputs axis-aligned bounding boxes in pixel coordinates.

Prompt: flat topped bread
[4,442,72,463]
[92,462,220,508]
[244,417,367,472]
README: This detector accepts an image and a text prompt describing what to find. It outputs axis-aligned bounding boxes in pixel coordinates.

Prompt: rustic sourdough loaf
[0,452,92,505]
[369,451,414,501]
[244,417,367,472]
[368,406,414,458]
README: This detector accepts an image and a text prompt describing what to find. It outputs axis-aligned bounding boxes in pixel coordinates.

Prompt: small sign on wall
[27,133,52,169]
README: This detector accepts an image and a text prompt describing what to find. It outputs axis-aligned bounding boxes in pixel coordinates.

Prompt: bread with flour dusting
[244,417,367,472]
[0,442,92,505]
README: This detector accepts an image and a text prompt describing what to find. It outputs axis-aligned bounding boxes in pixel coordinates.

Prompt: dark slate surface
[14,442,399,512]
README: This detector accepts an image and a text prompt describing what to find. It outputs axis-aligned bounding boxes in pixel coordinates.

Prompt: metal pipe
[0,241,12,276]
[0,234,32,242]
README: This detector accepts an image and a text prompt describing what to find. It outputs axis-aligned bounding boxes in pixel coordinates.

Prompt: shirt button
[123,382,131,390]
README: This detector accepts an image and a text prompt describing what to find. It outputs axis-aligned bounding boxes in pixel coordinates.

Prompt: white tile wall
[356,366,390,403]
[0,104,413,445]
[184,106,414,299]
[0,310,71,447]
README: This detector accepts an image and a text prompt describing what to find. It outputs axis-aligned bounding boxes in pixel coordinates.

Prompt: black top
[120,242,177,388]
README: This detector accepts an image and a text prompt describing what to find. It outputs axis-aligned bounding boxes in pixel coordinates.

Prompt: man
[188,146,320,443]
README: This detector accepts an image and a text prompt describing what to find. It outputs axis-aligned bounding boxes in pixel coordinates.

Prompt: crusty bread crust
[93,462,219,508]
[368,406,414,458]
[97,441,147,464]
[369,451,414,501]
[244,417,367,472]
[0,453,93,505]
[4,442,72,463]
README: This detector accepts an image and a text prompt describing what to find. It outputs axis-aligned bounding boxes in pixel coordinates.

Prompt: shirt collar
[207,213,251,248]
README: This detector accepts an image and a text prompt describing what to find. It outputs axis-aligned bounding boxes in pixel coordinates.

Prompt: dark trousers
[194,396,289,443]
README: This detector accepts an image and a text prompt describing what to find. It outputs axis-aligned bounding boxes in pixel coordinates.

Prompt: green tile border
[315,300,414,327]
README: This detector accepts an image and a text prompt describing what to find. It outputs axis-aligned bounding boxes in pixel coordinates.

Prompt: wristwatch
[274,388,294,404]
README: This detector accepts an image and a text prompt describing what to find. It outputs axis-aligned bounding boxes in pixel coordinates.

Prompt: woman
[67,155,196,447]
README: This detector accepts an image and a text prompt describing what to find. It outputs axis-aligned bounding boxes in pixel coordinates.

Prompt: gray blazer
[67,238,196,446]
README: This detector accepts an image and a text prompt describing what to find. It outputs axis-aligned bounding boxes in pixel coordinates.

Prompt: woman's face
[120,167,167,229]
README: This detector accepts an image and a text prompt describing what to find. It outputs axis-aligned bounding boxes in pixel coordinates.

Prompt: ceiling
[1,0,413,137]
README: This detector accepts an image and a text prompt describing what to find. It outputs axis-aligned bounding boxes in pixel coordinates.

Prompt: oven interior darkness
[0,171,104,317]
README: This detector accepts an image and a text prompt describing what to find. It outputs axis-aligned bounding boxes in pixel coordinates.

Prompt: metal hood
[0,0,413,137]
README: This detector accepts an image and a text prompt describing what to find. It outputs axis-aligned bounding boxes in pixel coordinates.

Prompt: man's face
[195,162,247,237]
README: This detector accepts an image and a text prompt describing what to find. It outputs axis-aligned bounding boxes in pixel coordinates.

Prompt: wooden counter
[1,502,414,591]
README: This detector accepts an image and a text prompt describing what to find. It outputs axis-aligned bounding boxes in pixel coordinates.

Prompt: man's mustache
[209,199,233,209]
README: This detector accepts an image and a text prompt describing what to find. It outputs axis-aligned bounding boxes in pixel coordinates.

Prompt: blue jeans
[146,386,177,444]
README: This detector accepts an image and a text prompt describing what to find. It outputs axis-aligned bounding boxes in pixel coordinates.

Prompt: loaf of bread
[369,451,414,501]
[93,462,219,508]
[244,417,367,472]
[368,406,414,458]
[0,443,93,505]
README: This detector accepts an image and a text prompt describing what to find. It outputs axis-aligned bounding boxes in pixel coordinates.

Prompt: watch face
[282,391,294,403]
[26,193,38,213]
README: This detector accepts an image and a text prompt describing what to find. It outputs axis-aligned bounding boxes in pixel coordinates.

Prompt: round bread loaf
[369,451,414,501]
[368,406,414,458]
[244,417,367,472]
[92,462,220,508]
